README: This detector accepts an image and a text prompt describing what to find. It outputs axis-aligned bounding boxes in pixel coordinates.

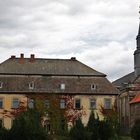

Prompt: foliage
[8,109,48,140]
[0,127,9,140]
[62,95,86,125]
[69,118,87,140]
[86,111,99,140]
[131,119,140,140]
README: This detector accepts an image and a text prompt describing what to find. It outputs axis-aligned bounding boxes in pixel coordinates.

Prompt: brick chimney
[19,53,24,64]
[30,54,35,63]
[10,55,16,59]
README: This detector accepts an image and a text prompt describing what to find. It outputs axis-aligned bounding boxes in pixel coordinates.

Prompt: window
[28,98,34,109]
[0,119,3,128]
[91,84,97,90]
[60,83,65,90]
[90,99,96,109]
[0,82,3,89]
[0,98,3,109]
[75,99,81,109]
[60,99,66,109]
[45,99,50,109]
[12,98,19,109]
[29,82,34,89]
[104,99,111,109]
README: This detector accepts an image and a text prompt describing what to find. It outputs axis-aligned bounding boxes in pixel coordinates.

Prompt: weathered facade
[0,54,118,129]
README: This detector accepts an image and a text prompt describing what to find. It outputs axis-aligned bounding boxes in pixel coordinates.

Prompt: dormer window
[0,82,3,89]
[29,82,34,89]
[60,83,65,90]
[91,84,97,90]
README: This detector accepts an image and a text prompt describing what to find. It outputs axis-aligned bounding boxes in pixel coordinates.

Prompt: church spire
[136,23,140,49]
[134,7,140,77]
[136,8,140,49]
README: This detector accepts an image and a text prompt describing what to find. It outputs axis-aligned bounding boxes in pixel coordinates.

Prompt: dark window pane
[90,99,96,109]
[75,99,81,109]
[0,98,3,108]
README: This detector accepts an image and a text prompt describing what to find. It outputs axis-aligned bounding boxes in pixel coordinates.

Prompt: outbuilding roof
[130,92,140,104]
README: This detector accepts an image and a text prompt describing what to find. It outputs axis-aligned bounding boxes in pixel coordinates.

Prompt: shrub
[131,119,140,140]
[69,118,87,140]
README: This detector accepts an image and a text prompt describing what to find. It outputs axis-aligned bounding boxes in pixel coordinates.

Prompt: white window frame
[91,84,97,90]
[29,82,34,89]
[60,83,65,90]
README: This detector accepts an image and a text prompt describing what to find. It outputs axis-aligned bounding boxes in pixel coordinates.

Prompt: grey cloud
[0,0,139,81]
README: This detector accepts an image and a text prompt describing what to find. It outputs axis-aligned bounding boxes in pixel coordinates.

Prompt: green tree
[69,118,87,140]
[9,109,48,140]
[131,119,140,140]
[87,111,99,140]
[0,127,9,140]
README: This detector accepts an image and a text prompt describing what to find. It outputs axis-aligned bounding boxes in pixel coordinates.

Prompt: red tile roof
[130,92,140,104]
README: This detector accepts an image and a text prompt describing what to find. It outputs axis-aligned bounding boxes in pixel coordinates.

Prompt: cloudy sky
[0,0,139,81]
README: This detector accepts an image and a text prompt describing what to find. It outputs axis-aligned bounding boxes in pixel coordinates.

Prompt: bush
[131,119,140,140]
[69,118,87,140]
[86,111,99,140]
[0,127,9,140]
[9,109,48,140]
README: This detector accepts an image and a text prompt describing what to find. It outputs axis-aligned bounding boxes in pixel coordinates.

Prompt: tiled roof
[112,72,135,89]
[130,92,140,104]
[0,76,118,95]
[0,57,105,76]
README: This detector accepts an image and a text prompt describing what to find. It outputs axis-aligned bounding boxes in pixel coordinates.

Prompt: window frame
[60,99,66,109]
[60,83,65,90]
[90,98,96,109]
[44,99,50,109]
[104,98,112,109]
[29,82,34,89]
[0,82,3,89]
[28,98,34,109]
[91,84,97,90]
[75,99,81,109]
[0,98,3,109]
[12,98,20,109]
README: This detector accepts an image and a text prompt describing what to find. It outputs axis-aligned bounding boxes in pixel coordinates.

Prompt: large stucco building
[0,54,118,129]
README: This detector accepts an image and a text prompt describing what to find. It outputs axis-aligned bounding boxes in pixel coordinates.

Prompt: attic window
[29,82,34,89]
[60,83,65,90]
[91,84,97,90]
[0,82,3,89]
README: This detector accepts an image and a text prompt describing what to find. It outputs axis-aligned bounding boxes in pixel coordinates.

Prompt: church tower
[134,21,140,77]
